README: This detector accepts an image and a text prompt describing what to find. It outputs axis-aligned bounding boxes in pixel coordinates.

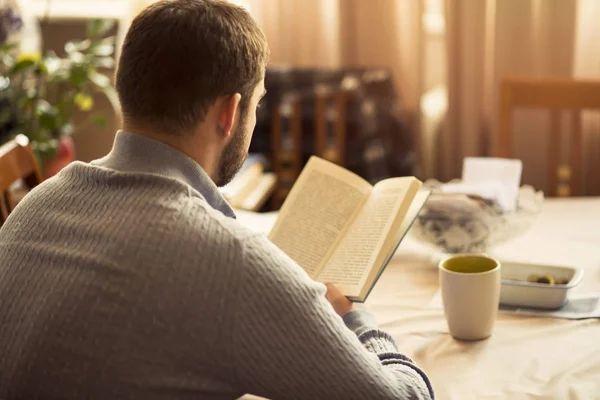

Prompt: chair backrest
[497,78,600,196]
[0,135,43,222]
[314,87,351,166]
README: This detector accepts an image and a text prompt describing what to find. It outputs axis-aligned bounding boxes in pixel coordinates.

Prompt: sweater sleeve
[232,233,434,400]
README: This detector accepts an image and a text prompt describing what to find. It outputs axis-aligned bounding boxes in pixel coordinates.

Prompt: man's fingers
[324,283,353,316]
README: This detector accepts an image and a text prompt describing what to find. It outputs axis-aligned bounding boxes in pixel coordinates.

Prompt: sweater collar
[92,131,236,219]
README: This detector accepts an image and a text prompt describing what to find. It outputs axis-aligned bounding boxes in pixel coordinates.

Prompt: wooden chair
[497,78,600,196]
[314,86,352,166]
[0,135,43,223]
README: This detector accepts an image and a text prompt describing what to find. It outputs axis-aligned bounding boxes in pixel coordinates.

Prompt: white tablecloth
[236,198,600,400]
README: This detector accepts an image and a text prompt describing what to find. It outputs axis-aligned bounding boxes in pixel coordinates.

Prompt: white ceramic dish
[500,261,584,310]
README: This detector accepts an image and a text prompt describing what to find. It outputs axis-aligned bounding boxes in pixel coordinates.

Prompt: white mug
[439,254,501,341]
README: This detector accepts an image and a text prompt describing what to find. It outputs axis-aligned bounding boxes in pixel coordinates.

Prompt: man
[0,1,434,399]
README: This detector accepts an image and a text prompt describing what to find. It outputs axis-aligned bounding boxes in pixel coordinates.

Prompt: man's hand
[325,283,353,316]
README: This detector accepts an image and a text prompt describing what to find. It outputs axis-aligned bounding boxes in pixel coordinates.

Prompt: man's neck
[121,124,220,180]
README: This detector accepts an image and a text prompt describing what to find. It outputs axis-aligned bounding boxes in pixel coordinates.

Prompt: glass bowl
[409,180,544,254]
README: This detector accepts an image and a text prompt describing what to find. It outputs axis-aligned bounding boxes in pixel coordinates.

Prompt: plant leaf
[0,76,10,90]
[38,112,59,132]
[0,42,18,53]
[65,39,91,54]
[87,19,116,39]
[93,57,115,69]
[32,139,59,163]
[34,60,49,76]
[44,55,63,75]
[96,36,117,47]
[68,51,86,63]
[35,99,53,113]
[1,54,15,69]
[60,123,74,137]
[91,43,114,57]
[69,64,89,86]
[36,102,60,133]
[89,71,110,88]
[0,109,12,126]
[9,59,36,75]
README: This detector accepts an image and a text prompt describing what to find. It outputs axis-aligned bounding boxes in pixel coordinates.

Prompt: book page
[268,157,372,278]
[316,182,408,294]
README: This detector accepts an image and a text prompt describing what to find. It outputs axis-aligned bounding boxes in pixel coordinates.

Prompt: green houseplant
[0,13,118,177]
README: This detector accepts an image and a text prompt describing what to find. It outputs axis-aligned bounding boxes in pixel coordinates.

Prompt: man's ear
[218,93,242,139]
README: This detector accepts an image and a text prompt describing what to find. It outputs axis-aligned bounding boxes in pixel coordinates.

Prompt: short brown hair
[116,0,269,134]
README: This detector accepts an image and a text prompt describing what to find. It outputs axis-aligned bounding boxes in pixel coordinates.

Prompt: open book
[269,156,429,302]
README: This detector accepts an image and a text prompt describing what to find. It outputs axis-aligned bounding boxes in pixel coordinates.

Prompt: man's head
[116,0,269,186]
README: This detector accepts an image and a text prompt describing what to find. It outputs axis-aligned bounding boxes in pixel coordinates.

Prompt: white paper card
[462,157,523,211]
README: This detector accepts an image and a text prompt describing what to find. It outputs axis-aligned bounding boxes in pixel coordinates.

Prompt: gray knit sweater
[0,131,433,400]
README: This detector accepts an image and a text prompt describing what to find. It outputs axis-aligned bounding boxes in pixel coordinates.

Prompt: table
[236,198,600,400]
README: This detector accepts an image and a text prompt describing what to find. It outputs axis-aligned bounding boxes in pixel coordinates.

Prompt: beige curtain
[252,0,425,115]
[132,0,425,116]
[338,0,423,112]
[443,0,600,194]
[252,0,341,68]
